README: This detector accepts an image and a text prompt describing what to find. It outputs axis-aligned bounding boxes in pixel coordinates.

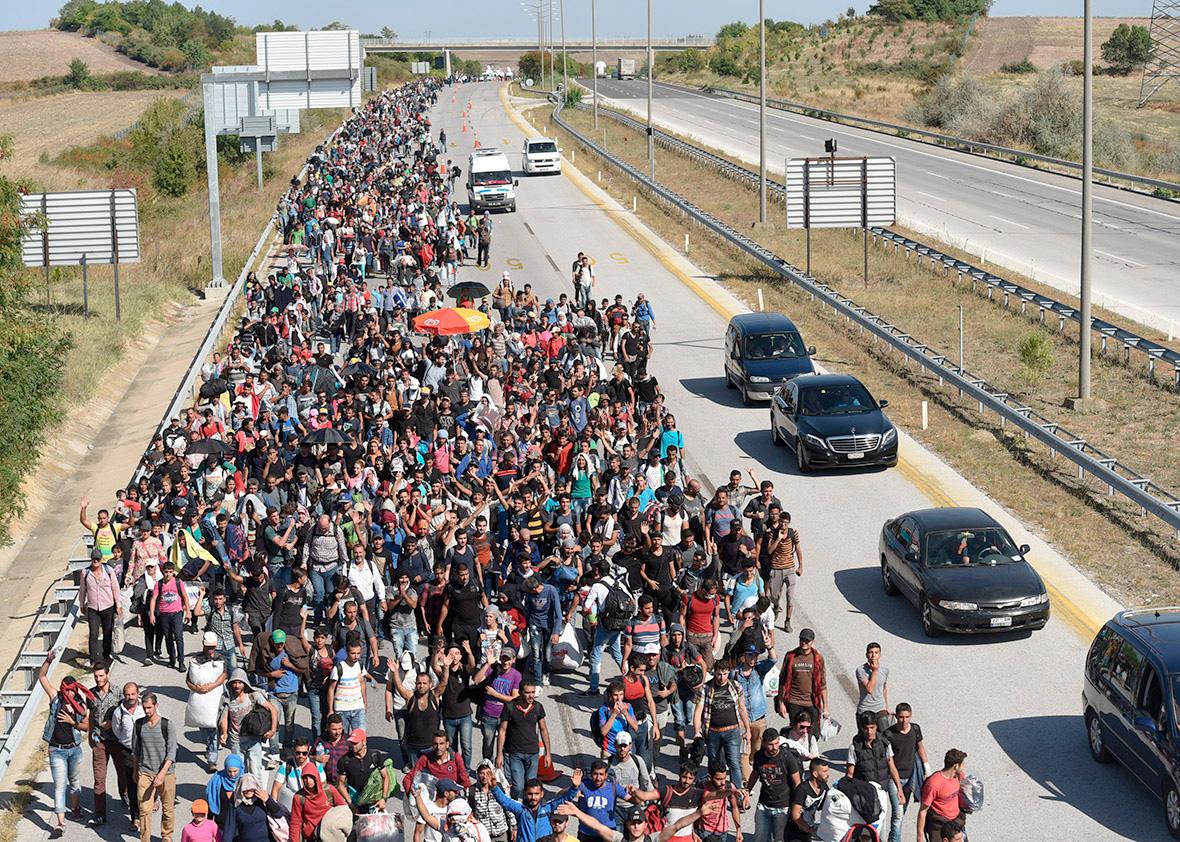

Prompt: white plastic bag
[762,663,780,698]
[549,624,582,671]
[355,811,402,842]
[184,658,225,728]
[819,715,841,742]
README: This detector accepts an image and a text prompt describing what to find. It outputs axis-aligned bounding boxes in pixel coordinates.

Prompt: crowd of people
[43,78,977,842]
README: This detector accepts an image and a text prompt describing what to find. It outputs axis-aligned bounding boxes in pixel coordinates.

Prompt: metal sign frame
[255,30,361,111]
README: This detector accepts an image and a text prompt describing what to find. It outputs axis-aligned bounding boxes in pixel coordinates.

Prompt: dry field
[535,103,1180,606]
[0,29,160,82]
[0,89,185,179]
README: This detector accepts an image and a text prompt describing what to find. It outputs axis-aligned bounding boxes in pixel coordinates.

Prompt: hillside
[0,29,161,82]
[962,16,1150,75]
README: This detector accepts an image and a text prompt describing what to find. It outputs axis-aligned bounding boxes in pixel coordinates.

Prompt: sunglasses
[294,750,309,756]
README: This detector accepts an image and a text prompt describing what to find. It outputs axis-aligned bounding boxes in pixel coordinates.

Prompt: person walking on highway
[85,662,123,827]
[746,727,802,842]
[759,511,802,633]
[572,253,596,311]
[855,642,892,734]
[776,629,826,729]
[39,651,90,838]
[80,547,122,668]
[846,712,904,842]
[133,692,177,842]
[476,217,492,268]
[917,749,968,842]
[692,659,749,791]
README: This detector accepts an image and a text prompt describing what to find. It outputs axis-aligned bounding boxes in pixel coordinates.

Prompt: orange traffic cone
[473,136,481,149]
[462,122,467,133]
[537,747,560,782]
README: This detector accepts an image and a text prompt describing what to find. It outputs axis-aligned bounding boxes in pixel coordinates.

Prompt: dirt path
[960,16,1035,75]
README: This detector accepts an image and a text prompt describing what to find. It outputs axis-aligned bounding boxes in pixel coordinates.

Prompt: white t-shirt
[416,800,447,842]
[332,660,365,711]
[444,819,491,842]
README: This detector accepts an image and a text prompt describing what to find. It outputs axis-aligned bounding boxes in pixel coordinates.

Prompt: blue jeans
[444,715,474,768]
[269,692,299,754]
[48,744,82,815]
[229,734,265,778]
[308,686,329,741]
[505,751,538,800]
[389,627,418,660]
[218,646,238,672]
[309,565,339,621]
[525,628,553,684]
[670,694,692,733]
[754,804,791,842]
[633,719,652,770]
[480,717,500,762]
[887,780,902,842]
[588,628,623,693]
[708,729,742,790]
[198,728,220,767]
[338,708,366,735]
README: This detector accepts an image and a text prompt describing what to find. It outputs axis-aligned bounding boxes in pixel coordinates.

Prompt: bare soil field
[0,89,185,180]
[0,29,160,82]
[962,17,1151,74]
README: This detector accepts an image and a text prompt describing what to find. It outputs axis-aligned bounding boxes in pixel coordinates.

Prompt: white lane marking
[1094,249,1146,267]
[990,215,1030,229]
[646,80,1180,223]
[924,171,949,179]
[915,190,942,201]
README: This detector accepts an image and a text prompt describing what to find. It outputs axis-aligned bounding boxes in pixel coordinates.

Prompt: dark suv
[1083,608,1180,838]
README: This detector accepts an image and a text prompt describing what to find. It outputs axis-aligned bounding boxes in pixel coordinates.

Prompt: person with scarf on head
[289,762,350,842]
[206,754,244,830]
[224,773,278,842]
[38,651,95,837]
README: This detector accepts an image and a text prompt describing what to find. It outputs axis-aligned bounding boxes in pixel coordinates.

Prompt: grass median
[524,101,1180,607]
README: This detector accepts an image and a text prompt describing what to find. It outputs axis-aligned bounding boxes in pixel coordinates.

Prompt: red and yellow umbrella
[412,307,491,336]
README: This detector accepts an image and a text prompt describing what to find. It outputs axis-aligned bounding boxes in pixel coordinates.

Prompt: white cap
[616,731,633,745]
[202,632,219,647]
[447,798,472,818]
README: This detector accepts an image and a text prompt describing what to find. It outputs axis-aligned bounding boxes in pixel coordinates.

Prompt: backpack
[836,776,882,825]
[600,580,636,632]
[132,716,172,758]
[239,697,270,737]
[644,785,674,832]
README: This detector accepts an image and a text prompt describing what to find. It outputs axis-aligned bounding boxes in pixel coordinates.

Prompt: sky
[0,0,1153,38]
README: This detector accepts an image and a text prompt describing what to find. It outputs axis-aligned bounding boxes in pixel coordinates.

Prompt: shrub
[999,59,1036,74]
[1060,59,1085,76]
[563,86,583,108]
[1018,332,1054,382]
[65,57,92,88]
[1101,23,1151,73]
[152,134,194,197]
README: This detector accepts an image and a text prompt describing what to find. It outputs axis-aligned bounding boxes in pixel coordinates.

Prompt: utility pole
[560,0,567,94]
[1079,0,1094,400]
[548,0,555,92]
[647,0,654,179]
[591,0,598,128]
[758,0,768,223]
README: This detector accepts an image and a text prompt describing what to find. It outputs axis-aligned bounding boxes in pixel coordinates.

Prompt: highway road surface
[16,82,1164,842]
[583,77,1180,333]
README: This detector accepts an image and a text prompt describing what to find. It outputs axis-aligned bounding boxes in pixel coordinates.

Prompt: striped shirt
[469,786,515,837]
[769,528,801,571]
[624,615,665,651]
[132,717,176,775]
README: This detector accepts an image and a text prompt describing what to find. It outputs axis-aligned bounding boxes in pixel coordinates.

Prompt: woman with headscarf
[223,774,276,842]
[206,753,243,830]
[288,762,349,842]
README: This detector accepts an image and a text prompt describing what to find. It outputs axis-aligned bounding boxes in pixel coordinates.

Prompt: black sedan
[770,373,898,472]
[879,507,1050,637]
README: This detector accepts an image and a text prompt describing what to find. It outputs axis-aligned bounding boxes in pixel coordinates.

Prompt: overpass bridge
[361,37,713,53]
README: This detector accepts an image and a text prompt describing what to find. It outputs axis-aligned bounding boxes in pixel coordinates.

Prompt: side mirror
[808,345,817,356]
[878,399,889,409]
[514,179,520,187]
[1134,713,1159,734]
[1019,544,1031,555]
[905,551,919,564]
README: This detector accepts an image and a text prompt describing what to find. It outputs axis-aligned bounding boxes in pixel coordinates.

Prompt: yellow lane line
[497,84,1104,643]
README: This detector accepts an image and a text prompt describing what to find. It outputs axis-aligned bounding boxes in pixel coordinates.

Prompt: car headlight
[1019,593,1049,607]
[749,375,770,383]
[803,434,826,450]
[881,427,896,445]
[938,600,978,611]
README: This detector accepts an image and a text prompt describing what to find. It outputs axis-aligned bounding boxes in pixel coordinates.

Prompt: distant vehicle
[724,312,815,404]
[1084,608,1180,838]
[595,60,607,77]
[522,137,561,175]
[770,373,897,472]
[466,149,518,213]
[617,58,636,79]
[879,507,1049,637]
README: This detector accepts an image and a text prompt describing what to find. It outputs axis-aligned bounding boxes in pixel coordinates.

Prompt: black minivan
[724,312,816,405]
[1084,608,1180,838]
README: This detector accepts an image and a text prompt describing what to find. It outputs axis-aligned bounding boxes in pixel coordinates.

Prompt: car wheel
[795,438,811,474]
[1167,780,1180,839]
[510,202,517,213]
[881,557,899,596]
[771,418,784,447]
[921,595,943,638]
[1086,711,1112,763]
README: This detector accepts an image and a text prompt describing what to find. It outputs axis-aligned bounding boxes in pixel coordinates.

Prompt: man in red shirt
[679,579,720,672]
[916,748,967,842]
[402,730,471,793]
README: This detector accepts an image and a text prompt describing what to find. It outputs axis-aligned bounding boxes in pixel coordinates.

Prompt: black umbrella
[340,361,378,379]
[186,438,233,457]
[303,427,349,445]
[448,281,492,300]
[306,364,341,397]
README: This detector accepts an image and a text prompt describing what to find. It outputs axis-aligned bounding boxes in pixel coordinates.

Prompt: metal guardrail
[0,118,347,781]
[690,83,1180,198]
[551,99,1180,541]
[583,102,1180,390]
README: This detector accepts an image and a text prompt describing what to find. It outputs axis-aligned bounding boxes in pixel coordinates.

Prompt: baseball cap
[447,798,472,817]
[272,629,286,645]
[799,628,816,642]
[639,643,660,656]
[616,731,633,746]
[202,632,219,647]
[437,779,464,793]
[347,728,367,744]
[90,548,104,560]
[742,644,758,655]
[624,806,645,824]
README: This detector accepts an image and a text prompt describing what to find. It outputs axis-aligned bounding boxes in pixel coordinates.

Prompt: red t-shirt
[921,772,961,820]
[683,594,717,635]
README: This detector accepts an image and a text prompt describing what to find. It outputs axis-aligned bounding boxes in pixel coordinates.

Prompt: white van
[522,137,561,175]
[466,149,518,213]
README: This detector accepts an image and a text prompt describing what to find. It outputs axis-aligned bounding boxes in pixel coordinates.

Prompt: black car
[770,373,897,472]
[878,507,1050,637]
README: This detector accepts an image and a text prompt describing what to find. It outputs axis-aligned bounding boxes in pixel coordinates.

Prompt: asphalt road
[17,82,1165,842]
[582,77,1180,333]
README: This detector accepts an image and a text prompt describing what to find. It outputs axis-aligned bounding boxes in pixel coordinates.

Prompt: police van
[466,149,518,213]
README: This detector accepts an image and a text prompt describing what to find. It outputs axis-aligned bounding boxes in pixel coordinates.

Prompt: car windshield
[744,332,807,361]
[529,142,557,153]
[473,169,511,186]
[925,528,1022,567]
[798,382,876,416]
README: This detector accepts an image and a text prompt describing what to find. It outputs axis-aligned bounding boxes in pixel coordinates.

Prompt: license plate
[990,616,1013,627]
[846,452,865,460]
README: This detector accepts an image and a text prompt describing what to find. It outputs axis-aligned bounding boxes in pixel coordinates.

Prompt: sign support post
[861,157,869,288]
[203,81,226,287]
[81,253,88,317]
[803,159,811,276]
[110,190,121,321]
